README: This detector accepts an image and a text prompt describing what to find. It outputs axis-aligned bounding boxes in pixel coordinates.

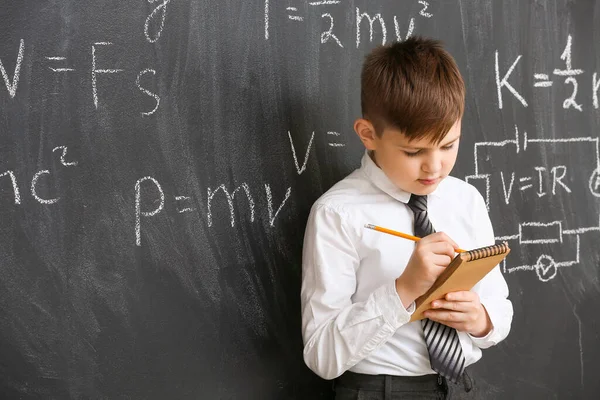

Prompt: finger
[433,231,460,249]
[420,234,461,255]
[425,266,447,281]
[430,254,453,267]
[428,241,456,259]
[445,291,479,302]
[424,309,470,324]
[430,300,471,312]
[423,232,452,243]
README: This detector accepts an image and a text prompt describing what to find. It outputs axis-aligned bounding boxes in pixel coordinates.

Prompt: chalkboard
[1,1,599,399]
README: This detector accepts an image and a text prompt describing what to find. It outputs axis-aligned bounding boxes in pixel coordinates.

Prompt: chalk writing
[45,56,75,72]
[590,168,600,197]
[467,126,600,282]
[0,170,21,204]
[52,146,78,167]
[207,183,255,227]
[135,176,165,247]
[288,130,315,175]
[327,131,345,147]
[144,0,172,43]
[135,178,292,246]
[495,34,600,111]
[91,42,124,108]
[320,13,343,47]
[31,170,59,205]
[0,39,24,98]
[265,184,292,227]
[136,68,160,116]
[1,39,161,113]
[1,146,78,206]
[264,1,428,47]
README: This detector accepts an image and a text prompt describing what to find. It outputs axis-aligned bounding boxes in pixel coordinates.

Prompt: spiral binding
[464,242,509,261]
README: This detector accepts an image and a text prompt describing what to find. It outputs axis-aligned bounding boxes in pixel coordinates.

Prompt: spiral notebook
[409,242,510,322]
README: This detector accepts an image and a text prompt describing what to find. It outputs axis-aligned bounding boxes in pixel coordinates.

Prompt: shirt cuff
[467,300,502,348]
[467,326,495,343]
[372,282,412,329]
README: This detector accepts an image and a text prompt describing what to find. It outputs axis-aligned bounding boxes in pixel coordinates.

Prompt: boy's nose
[422,154,442,174]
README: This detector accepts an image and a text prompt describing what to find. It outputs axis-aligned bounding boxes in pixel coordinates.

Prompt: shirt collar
[360,150,443,203]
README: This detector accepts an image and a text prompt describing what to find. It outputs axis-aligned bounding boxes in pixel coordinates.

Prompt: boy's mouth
[418,178,439,185]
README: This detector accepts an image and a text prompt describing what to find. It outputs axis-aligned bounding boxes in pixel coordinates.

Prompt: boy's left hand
[422,291,492,337]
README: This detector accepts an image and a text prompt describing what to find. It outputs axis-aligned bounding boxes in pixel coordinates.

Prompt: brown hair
[361,36,465,143]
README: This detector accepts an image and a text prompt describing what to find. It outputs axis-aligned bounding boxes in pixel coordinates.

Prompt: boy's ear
[354,118,378,150]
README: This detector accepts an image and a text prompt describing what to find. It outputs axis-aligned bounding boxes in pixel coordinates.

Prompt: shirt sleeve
[467,191,514,349]
[300,204,412,380]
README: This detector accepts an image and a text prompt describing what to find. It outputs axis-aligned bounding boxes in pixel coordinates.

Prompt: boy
[300,37,513,399]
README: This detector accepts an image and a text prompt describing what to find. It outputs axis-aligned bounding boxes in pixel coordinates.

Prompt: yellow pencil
[364,224,467,253]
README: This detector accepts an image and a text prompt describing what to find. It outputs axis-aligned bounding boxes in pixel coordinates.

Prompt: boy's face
[355,119,461,196]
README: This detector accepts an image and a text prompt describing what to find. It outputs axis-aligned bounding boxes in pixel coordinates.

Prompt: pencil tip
[364,224,374,229]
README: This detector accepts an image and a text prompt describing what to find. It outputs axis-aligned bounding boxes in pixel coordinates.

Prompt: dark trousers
[333,371,448,400]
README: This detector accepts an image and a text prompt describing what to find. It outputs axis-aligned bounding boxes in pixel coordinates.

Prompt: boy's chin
[408,181,441,196]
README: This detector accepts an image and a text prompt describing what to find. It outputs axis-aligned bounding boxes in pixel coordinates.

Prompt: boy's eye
[403,144,454,156]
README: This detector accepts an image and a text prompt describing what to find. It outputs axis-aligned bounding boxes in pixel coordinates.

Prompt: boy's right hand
[395,232,459,309]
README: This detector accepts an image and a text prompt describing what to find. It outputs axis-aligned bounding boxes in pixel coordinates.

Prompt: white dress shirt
[301,151,513,380]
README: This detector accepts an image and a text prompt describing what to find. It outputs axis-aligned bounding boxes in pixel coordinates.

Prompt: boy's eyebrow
[402,135,461,150]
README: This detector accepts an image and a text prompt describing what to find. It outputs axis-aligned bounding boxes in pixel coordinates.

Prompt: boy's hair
[361,36,465,143]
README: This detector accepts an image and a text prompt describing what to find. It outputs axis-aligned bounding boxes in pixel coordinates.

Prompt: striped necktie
[406,194,466,383]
